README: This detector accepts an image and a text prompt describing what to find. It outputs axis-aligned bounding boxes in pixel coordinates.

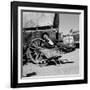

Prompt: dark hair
[41,32,49,40]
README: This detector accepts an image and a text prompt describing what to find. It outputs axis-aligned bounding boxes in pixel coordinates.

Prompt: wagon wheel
[30,48,47,66]
[31,38,45,49]
[29,38,47,66]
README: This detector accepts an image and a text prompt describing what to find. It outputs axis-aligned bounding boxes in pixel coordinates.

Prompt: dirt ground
[22,49,79,77]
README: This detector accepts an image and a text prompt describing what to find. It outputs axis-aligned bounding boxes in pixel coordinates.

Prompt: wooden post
[53,13,59,40]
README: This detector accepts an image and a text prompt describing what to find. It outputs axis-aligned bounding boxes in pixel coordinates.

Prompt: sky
[23,12,79,35]
[59,13,79,34]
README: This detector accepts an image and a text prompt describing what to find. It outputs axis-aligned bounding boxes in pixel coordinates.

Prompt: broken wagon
[23,13,75,66]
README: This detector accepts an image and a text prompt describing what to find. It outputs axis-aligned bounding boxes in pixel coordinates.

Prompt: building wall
[23,12,54,28]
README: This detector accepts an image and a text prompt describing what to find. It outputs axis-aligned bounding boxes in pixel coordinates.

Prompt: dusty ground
[23,49,79,77]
